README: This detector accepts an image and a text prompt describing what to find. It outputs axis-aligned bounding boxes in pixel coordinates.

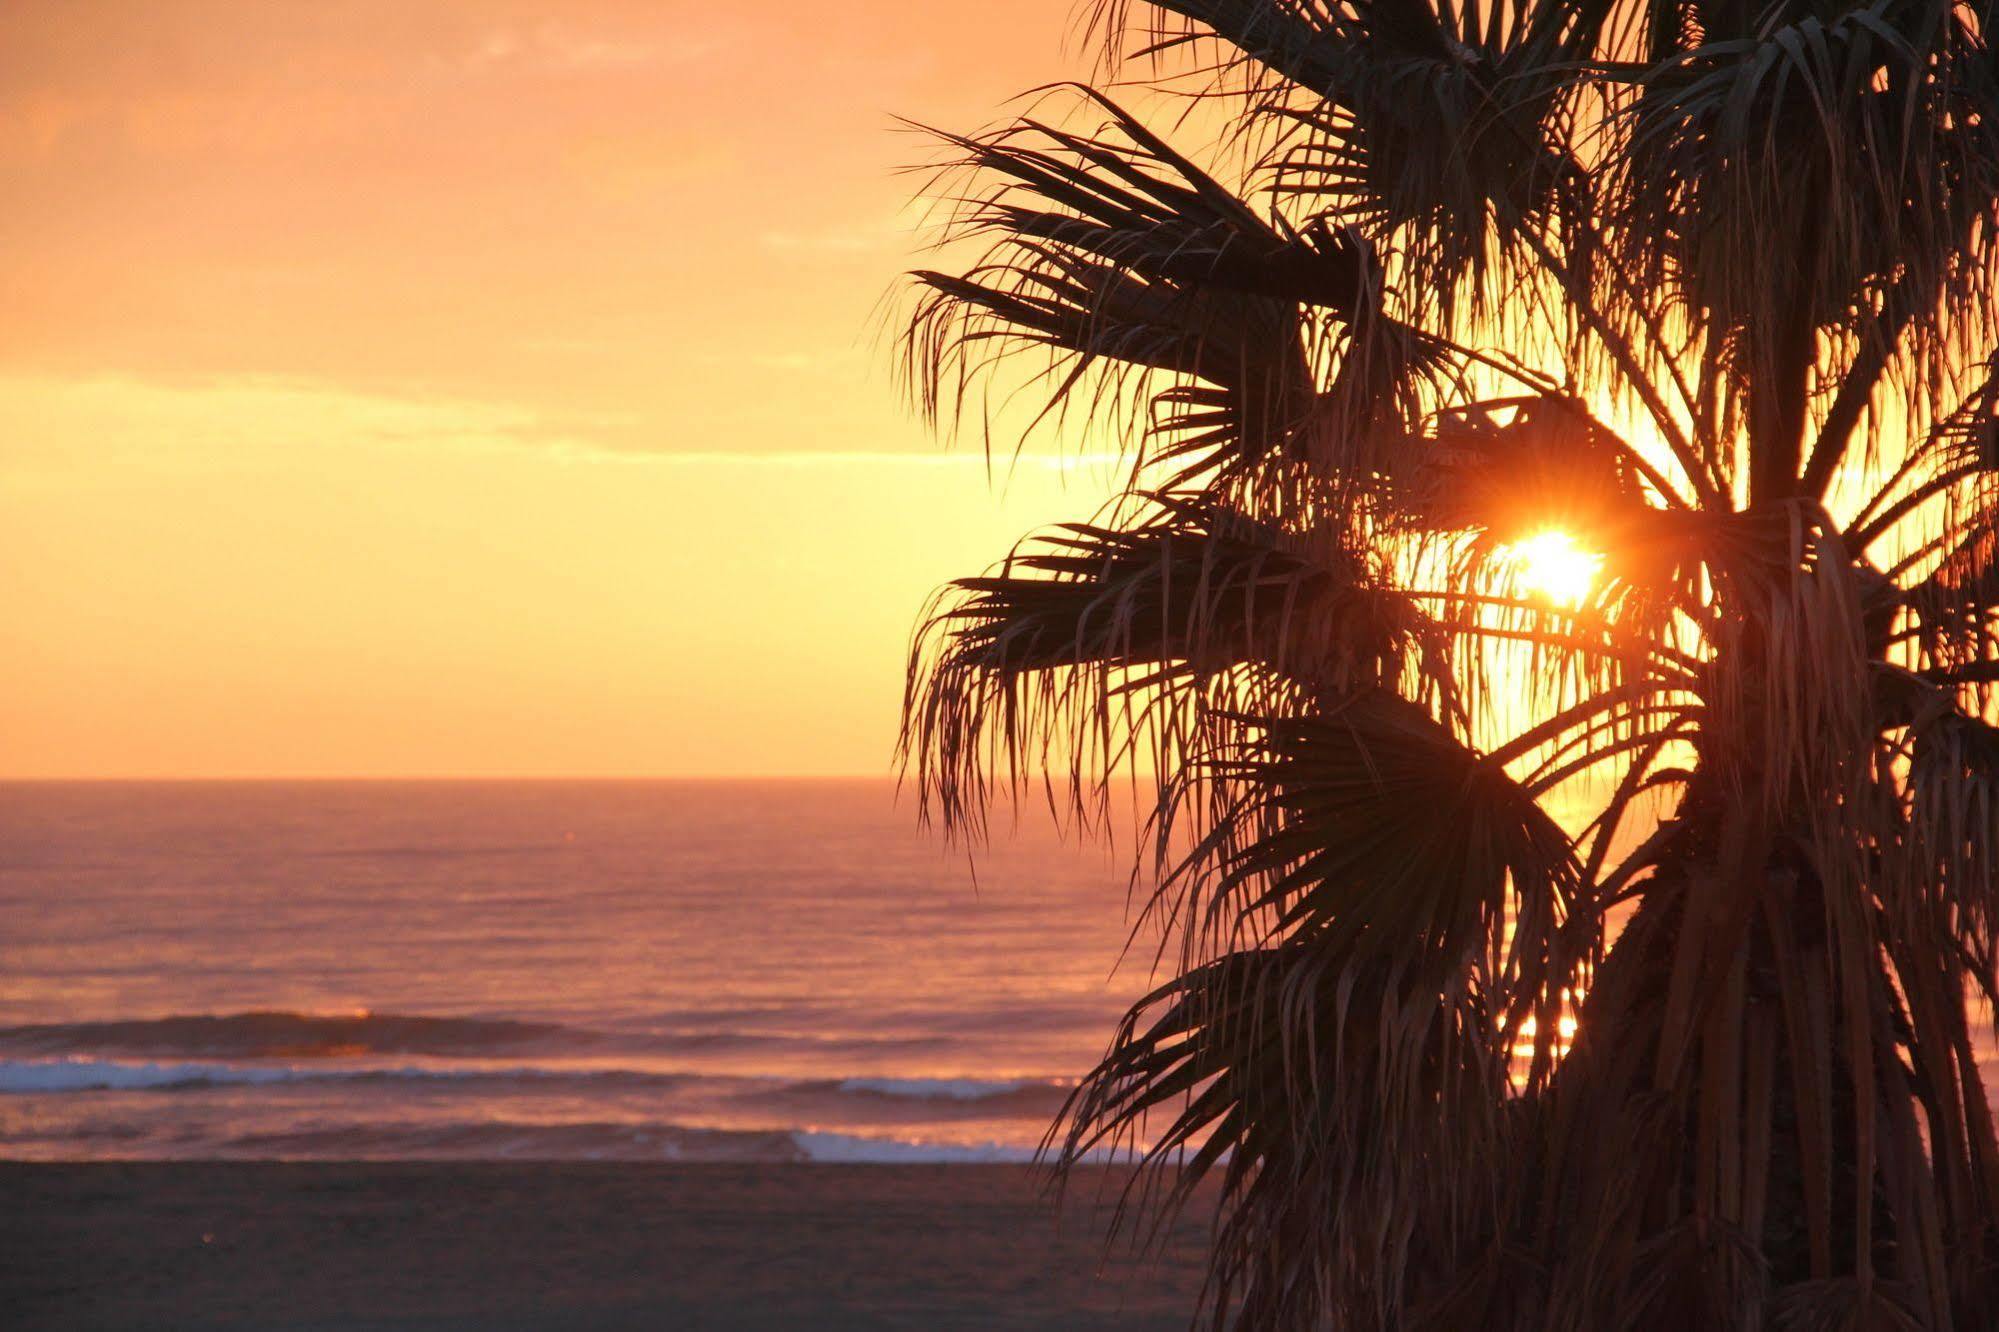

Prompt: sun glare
[1506,530,1603,607]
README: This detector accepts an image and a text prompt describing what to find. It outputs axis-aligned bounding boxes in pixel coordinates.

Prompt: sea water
[0,780,1161,1163]
[10,780,1995,1164]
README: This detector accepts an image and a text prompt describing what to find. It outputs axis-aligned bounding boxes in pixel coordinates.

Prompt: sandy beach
[2,1162,1212,1330]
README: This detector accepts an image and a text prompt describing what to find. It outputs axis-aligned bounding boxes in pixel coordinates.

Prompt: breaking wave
[0,1012,1086,1162]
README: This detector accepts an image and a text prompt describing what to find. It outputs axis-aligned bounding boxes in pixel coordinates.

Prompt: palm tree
[896,1,1999,1326]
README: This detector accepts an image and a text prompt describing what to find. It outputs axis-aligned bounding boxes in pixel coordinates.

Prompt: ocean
[13,780,1998,1167]
[0,780,1163,1164]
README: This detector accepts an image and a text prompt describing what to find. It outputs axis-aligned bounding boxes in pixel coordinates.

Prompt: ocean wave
[219,1120,809,1163]
[0,1012,587,1059]
[214,1120,1054,1164]
[0,1058,1075,1112]
[0,1011,949,1063]
[1,1059,306,1093]
[833,1077,1036,1101]
[792,1131,1046,1164]
[723,1075,1073,1120]
[0,1111,1079,1164]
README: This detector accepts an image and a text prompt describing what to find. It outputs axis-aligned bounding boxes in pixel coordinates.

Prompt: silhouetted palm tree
[897,2,1999,1326]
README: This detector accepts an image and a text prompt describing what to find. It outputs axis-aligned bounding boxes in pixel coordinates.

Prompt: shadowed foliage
[896,1,1999,1326]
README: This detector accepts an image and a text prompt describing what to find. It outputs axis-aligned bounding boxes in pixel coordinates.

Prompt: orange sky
[0,1,1133,777]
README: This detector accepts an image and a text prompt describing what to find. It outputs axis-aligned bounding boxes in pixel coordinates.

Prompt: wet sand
[0,1162,1212,1330]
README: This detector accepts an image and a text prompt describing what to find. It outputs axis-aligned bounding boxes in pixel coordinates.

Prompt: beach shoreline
[2,1161,1211,1330]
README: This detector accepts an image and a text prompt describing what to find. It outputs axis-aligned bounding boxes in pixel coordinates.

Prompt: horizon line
[0,772,913,784]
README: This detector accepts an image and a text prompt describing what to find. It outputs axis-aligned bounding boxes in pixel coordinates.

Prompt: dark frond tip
[1053,934,1519,1328]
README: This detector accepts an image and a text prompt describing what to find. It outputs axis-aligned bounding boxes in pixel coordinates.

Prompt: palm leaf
[902,88,1443,495]
[902,494,1448,836]
[1055,936,1516,1329]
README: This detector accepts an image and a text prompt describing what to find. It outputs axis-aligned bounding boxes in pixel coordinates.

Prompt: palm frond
[901,88,1444,498]
[1052,686,1592,1327]
[1604,0,1999,500]
[1161,691,1583,999]
[1055,937,1516,1330]
[901,494,1449,837]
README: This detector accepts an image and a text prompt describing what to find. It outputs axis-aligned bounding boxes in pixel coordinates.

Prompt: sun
[1505,529,1603,607]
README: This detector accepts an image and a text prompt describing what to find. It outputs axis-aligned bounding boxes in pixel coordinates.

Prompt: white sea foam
[790,1130,1123,1165]
[791,1130,1044,1164]
[0,1059,302,1094]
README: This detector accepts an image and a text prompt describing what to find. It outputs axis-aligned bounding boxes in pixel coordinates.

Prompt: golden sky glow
[0,1,1125,778]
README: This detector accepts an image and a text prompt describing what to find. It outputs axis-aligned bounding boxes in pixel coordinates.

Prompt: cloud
[0,372,1125,474]
[464,23,732,73]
